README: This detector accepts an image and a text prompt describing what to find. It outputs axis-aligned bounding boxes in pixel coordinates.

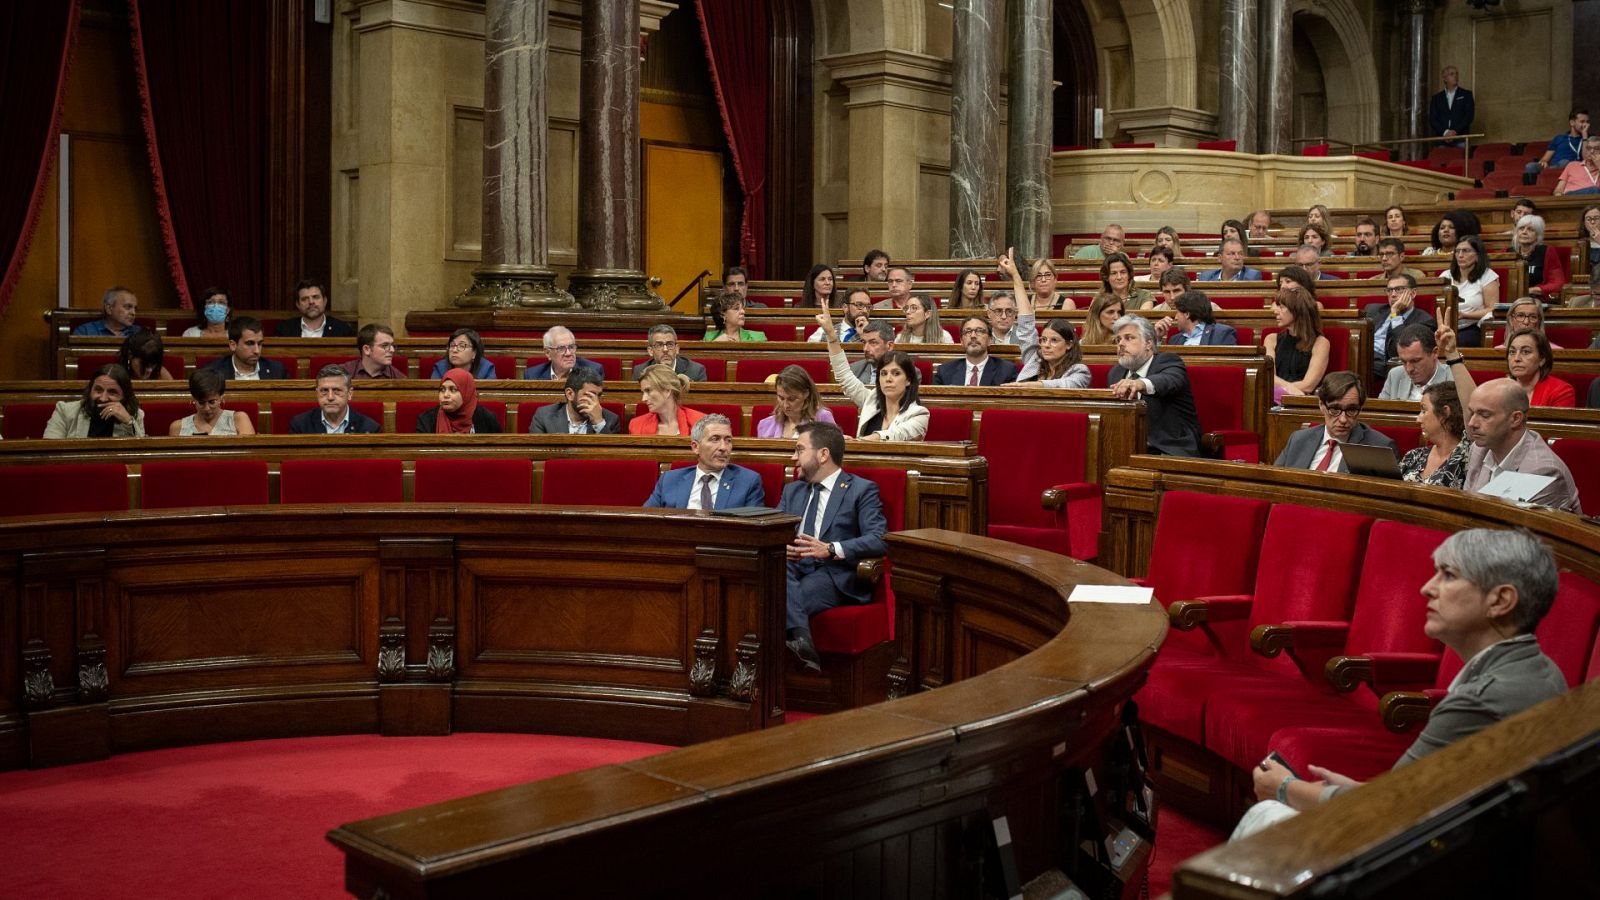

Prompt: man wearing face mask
[201,317,287,381]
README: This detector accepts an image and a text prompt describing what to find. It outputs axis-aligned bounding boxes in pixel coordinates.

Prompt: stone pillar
[455,0,574,308]
[1258,0,1294,155]
[1399,0,1430,161]
[1004,0,1052,263]
[567,0,661,309]
[1217,0,1258,153]
[948,0,1001,260]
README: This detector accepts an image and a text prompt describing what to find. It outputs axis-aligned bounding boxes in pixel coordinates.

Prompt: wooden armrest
[1379,690,1436,734]
[1040,482,1098,511]
[1167,595,1252,631]
[1251,621,1350,659]
[1325,655,1374,692]
[856,557,884,583]
[1040,488,1065,511]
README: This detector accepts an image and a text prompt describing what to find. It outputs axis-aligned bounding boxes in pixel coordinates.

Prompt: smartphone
[1266,750,1299,779]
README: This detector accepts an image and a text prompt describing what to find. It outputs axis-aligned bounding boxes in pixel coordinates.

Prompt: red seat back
[735,357,831,385]
[1540,572,1600,686]
[414,458,533,503]
[541,459,659,506]
[1341,521,1450,701]
[1550,439,1600,516]
[0,464,129,516]
[1372,425,1422,456]
[1248,504,1373,675]
[925,407,973,442]
[978,410,1090,530]
[3,403,60,439]
[1147,491,1271,656]
[828,405,858,435]
[1188,366,1246,431]
[141,403,196,437]
[279,459,403,504]
[849,466,909,638]
[140,460,270,509]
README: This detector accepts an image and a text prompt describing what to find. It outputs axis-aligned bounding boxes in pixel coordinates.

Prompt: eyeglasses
[1324,404,1363,418]
[650,340,678,350]
[550,344,577,353]
[961,327,990,336]
[1033,272,1055,281]
[448,341,474,351]
[1385,286,1411,294]
[1508,312,1540,323]
[989,307,1017,317]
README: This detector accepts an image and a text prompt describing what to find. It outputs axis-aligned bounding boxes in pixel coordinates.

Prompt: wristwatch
[1445,356,1466,366]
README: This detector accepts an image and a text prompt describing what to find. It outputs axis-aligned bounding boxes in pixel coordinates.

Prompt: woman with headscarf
[414,368,502,433]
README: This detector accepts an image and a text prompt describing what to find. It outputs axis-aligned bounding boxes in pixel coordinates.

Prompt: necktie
[1314,438,1337,472]
[967,363,978,386]
[699,473,714,511]
[801,483,821,536]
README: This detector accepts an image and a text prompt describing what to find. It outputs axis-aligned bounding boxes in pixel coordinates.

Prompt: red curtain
[693,0,769,279]
[130,0,272,309]
[0,0,82,318]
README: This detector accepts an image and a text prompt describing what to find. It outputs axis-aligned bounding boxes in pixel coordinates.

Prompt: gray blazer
[527,401,620,435]
[1274,423,1396,473]
[1398,634,1565,766]
[630,356,708,382]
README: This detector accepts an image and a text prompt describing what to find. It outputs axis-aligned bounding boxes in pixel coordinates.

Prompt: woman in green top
[704,292,769,342]
[1101,252,1157,310]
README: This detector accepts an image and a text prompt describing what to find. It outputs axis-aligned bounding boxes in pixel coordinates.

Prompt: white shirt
[1118,354,1157,396]
[322,412,351,433]
[1443,87,1458,108]
[799,467,846,558]
[298,319,327,338]
[1441,267,1499,322]
[1179,324,1205,346]
[964,357,988,385]
[232,360,261,381]
[1309,437,1344,473]
[686,466,724,511]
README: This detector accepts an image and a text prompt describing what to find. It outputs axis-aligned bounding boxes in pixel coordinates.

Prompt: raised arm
[1437,324,1476,407]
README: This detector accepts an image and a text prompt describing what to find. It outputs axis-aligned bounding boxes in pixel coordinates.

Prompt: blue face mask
[204,303,228,324]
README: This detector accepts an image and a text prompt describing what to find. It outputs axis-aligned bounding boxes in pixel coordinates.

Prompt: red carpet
[0,733,669,899]
[1149,805,1228,896]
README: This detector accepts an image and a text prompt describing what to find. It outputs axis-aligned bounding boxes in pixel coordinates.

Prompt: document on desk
[1067,584,1154,605]
[1480,471,1556,504]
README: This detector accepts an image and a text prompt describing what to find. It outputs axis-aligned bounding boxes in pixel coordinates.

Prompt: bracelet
[1445,356,1466,366]
[1277,774,1298,804]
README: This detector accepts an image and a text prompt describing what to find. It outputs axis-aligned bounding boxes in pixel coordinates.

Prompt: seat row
[1132,491,1600,823]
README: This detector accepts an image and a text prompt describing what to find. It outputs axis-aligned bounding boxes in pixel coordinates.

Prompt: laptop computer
[1338,441,1402,479]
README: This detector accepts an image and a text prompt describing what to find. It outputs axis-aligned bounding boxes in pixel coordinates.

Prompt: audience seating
[193,356,300,378]
[540,459,659,506]
[0,463,129,516]
[1130,491,1271,658]
[415,354,517,381]
[413,458,534,504]
[734,357,831,385]
[1,403,61,440]
[139,460,270,509]
[1189,366,1260,461]
[924,407,973,442]
[279,459,404,504]
[1549,438,1599,516]
[978,409,1099,560]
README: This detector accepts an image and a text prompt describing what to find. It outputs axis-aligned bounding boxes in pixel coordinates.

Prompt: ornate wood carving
[377,619,406,682]
[728,633,759,703]
[22,642,53,710]
[688,628,719,698]
[426,621,455,682]
[76,645,108,703]
[885,655,911,700]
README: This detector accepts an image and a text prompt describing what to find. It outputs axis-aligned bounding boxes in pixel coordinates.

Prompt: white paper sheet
[1067,584,1155,605]
[1479,471,1557,504]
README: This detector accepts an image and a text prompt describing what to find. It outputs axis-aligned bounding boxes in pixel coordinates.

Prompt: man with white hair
[523,325,605,380]
[73,287,142,337]
[1106,314,1201,456]
[643,414,765,510]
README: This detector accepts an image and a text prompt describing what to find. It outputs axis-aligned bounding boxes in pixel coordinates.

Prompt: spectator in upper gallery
[118,331,175,382]
[201,317,288,381]
[273,279,356,338]
[705,292,769,343]
[1296,222,1334,257]
[1553,136,1600,196]
[1524,108,1589,179]
[796,263,838,309]
[1197,238,1262,282]
[1272,371,1394,473]
[341,324,408,379]
[808,287,873,343]
[169,367,256,436]
[1383,205,1408,237]
[1428,65,1474,144]
[1293,245,1342,281]
[1265,287,1330,402]
[629,364,706,436]
[756,365,836,439]
[430,328,499,379]
[1351,218,1380,256]
[524,325,604,381]
[288,365,381,434]
[1247,209,1273,240]
[527,368,620,435]
[43,364,146,438]
[73,286,141,338]
[1378,323,1450,402]
[1154,291,1238,347]
[413,368,502,434]
[1072,223,1126,260]
[859,249,890,282]
[643,414,765,511]
[630,324,708,381]
[182,286,231,338]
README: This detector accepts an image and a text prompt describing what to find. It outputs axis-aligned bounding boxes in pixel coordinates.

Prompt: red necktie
[1314,438,1337,472]
[967,364,978,386]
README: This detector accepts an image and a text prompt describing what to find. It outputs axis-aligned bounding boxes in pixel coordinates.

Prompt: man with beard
[933,316,1019,385]
[1107,315,1200,456]
[643,414,765,510]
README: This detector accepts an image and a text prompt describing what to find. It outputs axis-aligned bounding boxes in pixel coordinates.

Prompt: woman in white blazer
[815,300,929,441]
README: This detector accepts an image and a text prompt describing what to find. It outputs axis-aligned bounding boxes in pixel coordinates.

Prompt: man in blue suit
[780,421,888,671]
[643,414,765,511]
[1197,238,1262,282]
[1428,65,1473,144]
[1158,292,1238,346]
[523,325,605,380]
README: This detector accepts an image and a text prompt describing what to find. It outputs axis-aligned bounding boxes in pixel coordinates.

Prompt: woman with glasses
[1579,204,1600,272]
[895,296,953,344]
[430,327,498,379]
[1441,235,1498,347]
[1026,257,1074,311]
[1496,298,1562,349]
[996,247,1089,388]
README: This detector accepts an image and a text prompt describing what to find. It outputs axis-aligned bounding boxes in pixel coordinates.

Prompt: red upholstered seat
[2,403,61,439]
[828,405,858,435]
[541,459,659,506]
[811,467,906,655]
[414,458,533,503]
[1550,439,1600,516]
[1233,326,1255,345]
[912,359,934,385]
[140,460,270,509]
[925,407,973,442]
[1197,139,1237,152]
[735,357,831,385]
[394,400,506,434]
[279,459,403,504]
[749,322,801,341]
[307,356,348,377]
[0,464,129,517]
[140,403,197,437]
[1300,143,1330,157]
[979,409,1099,560]
[1188,366,1258,462]
[269,401,385,433]
[1135,491,1270,658]
[1372,425,1422,456]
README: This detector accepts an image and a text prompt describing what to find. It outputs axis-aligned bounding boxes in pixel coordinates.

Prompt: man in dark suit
[1108,316,1201,456]
[629,324,708,381]
[1428,65,1474,144]
[1361,274,1436,371]
[1273,371,1395,473]
[523,325,606,380]
[528,368,620,434]
[1159,291,1238,346]
[202,317,287,381]
[933,316,1019,386]
[644,414,765,511]
[780,421,888,672]
[273,279,356,338]
[288,365,382,434]
[849,321,896,385]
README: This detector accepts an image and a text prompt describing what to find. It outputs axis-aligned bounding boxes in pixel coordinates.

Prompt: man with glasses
[1072,224,1126,260]
[1363,273,1436,371]
[871,266,922,310]
[1273,371,1395,473]
[933,316,1019,385]
[985,293,1024,345]
[1293,245,1341,280]
[1374,238,1426,283]
[524,325,604,380]
[809,288,873,342]
[629,324,707,381]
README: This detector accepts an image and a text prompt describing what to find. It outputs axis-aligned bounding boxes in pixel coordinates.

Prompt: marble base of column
[567,268,664,310]
[453,264,575,309]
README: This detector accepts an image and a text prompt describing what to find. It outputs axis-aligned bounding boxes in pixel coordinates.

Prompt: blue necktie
[801,483,821,536]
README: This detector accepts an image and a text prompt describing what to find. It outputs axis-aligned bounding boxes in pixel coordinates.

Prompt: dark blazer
[1274,423,1397,473]
[202,355,288,380]
[523,357,604,381]
[1361,303,1437,364]
[644,464,765,510]
[850,357,877,385]
[413,406,503,434]
[932,356,1019,386]
[779,471,888,605]
[1165,323,1238,346]
[272,315,356,338]
[1428,87,1474,137]
[630,356,708,382]
[287,407,381,434]
[1108,352,1201,457]
[527,401,620,434]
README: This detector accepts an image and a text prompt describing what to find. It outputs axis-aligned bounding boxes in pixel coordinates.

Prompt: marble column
[567,0,661,309]
[1217,0,1258,153]
[1258,0,1294,155]
[1004,0,1052,263]
[948,0,1001,260]
[1399,0,1430,161]
[456,0,574,308]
